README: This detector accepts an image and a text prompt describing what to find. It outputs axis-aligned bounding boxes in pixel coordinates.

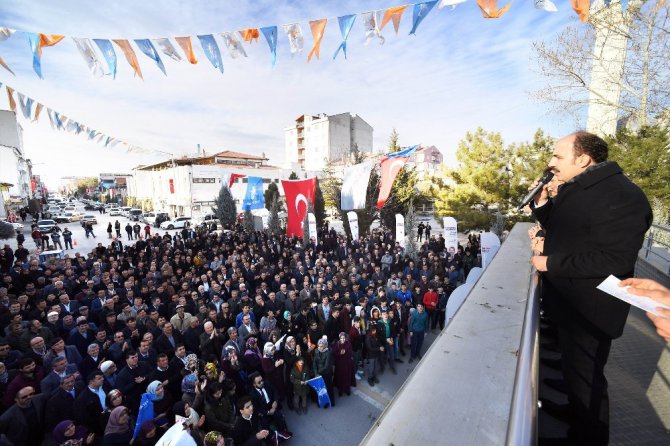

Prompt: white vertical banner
[480,232,501,269]
[443,217,458,256]
[341,161,373,210]
[220,172,231,189]
[308,212,317,242]
[395,213,405,247]
[347,211,359,240]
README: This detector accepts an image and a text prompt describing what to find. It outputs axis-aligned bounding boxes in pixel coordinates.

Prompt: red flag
[377,156,409,209]
[229,173,246,188]
[282,178,317,237]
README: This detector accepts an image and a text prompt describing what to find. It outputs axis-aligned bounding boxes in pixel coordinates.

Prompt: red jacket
[423,291,438,311]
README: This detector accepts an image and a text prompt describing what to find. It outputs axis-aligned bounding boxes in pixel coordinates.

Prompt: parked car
[37,219,57,233]
[120,206,132,217]
[160,217,192,230]
[109,208,123,216]
[84,203,97,210]
[144,212,169,227]
[128,208,143,221]
[81,214,98,224]
[193,213,217,226]
[4,221,24,231]
[54,212,82,223]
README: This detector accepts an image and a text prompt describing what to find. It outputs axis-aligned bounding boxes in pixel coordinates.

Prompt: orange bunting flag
[0,55,14,75]
[477,0,512,18]
[113,39,143,79]
[308,19,328,62]
[175,36,198,64]
[571,0,590,23]
[38,33,65,56]
[239,28,260,42]
[33,103,44,122]
[381,5,409,34]
[6,86,16,112]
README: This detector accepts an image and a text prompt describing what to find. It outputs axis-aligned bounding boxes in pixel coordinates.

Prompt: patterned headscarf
[204,431,223,446]
[181,372,198,394]
[246,336,257,349]
[185,353,198,371]
[204,362,218,376]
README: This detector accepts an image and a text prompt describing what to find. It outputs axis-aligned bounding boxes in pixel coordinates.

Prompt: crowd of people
[0,214,481,446]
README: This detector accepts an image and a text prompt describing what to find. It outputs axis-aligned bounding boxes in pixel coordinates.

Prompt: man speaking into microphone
[529,131,652,445]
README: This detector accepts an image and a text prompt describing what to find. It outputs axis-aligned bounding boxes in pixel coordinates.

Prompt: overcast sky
[0,0,583,187]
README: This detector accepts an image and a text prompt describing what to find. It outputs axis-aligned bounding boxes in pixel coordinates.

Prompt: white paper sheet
[597,275,670,318]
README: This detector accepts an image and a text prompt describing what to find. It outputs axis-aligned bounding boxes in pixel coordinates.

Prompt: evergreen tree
[321,159,342,211]
[314,179,326,228]
[264,182,280,211]
[268,195,282,236]
[243,209,254,233]
[404,201,418,261]
[289,172,299,180]
[213,186,236,229]
[389,127,400,151]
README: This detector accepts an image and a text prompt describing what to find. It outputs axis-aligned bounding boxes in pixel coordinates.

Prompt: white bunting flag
[221,32,248,58]
[443,217,458,257]
[72,37,105,77]
[154,38,183,61]
[362,11,385,45]
[283,23,304,55]
[396,214,405,247]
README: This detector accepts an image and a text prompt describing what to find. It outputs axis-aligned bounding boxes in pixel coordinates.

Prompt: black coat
[74,387,105,435]
[154,331,184,358]
[0,394,48,445]
[45,387,79,430]
[533,161,652,338]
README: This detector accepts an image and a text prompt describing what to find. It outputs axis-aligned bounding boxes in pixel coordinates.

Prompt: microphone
[518,169,554,210]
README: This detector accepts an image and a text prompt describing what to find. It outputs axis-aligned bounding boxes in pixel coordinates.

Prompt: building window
[242,178,248,183]
[262,178,271,184]
[193,178,216,183]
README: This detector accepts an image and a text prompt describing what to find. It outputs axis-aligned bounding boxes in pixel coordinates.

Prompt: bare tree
[532,1,670,131]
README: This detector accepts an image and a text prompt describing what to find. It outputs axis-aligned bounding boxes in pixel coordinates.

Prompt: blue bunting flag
[333,15,357,60]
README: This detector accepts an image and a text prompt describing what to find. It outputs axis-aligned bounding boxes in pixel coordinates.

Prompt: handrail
[505,271,540,445]
[641,223,670,271]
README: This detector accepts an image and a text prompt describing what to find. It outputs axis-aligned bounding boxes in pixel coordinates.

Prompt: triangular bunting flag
[410,1,438,35]
[33,103,43,122]
[17,93,34,119]
[93,39,118,78]
[221,32,247,58]
[308,19,327,62]
[333,14,356,60]
[6,86,16,112]
[27,33,65,78]
[175,37,198,64]
[477,0,512,18]
[0,28,14,41]
[0,55,14,75]
[154,38,182,61]
[135,39,167,75]
[72,37,104,77]
[571,0,590,22]
[283,23,304,55]
[260,26,278,66]
[113,39,143,79]
[239,29,260,42]
[362,11,385,45]
[381,5,409,35]
[438,0,467,8]
[197,34,224,73]
[47,108,56,129]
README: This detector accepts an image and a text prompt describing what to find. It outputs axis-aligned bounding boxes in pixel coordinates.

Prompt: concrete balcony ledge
[362,223,535,446]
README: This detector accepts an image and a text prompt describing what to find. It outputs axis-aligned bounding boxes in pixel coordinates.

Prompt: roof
[213,150,267,161]
[135,149,269,171]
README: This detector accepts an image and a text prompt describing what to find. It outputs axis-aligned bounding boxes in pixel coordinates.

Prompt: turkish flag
[377,156,409,208]
[230,173,246,188]
[282,177,316,237]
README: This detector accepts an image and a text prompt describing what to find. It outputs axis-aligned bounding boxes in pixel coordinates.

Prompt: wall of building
[0,111,30,205]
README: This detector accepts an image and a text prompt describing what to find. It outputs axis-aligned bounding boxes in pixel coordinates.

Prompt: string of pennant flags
[0,0,612,80]
[1,81,155,154]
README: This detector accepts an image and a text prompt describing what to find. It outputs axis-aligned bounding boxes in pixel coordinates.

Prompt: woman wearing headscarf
[289,357,310,415]
[146,380,173,430]
[313,337,335,408]
[261,342,285,403]
[241,336,262,376]
[221,347,246,398]
[52,420,95,446]
[101,406,133,446]
[173,400,205,429]
[181,353,199,405]
[100,389,124,435]
[333,332,355,396]
[133,420,158,446]
[281,336,301,411]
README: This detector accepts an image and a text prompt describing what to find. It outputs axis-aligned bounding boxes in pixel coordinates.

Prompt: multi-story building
[284,113,373,171]
[0,110,31,212]
[127,150,290,217]
[409,145,443,177]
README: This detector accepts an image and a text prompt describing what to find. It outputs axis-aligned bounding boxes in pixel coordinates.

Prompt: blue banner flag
[197,34,224,73]
[307,376,332,408]
[410,1,438,35]
[333,15,357,60]
[260,26,278,66]
[387,144,419,158]
[135,39,167,75]
[93,39,118,79]
[242,176,265,211]
[25,32,43,78]
[134,393,156,439]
